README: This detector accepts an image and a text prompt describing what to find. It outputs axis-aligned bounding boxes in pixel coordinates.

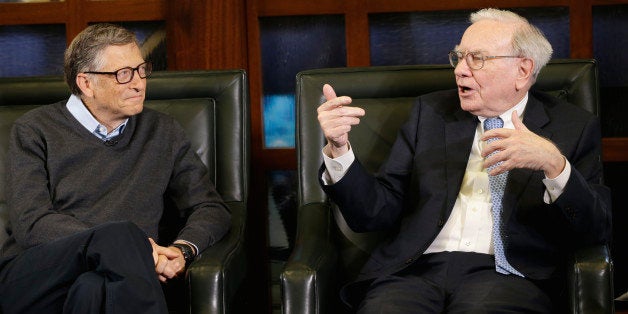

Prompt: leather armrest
[281,202,338,314]
[186,201,247,314]
[568,244,614,314]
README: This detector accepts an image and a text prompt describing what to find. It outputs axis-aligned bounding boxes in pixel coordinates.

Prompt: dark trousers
[0,221,168,314]
[358,252,556,314]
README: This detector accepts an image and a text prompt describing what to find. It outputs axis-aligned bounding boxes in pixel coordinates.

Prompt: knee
[70,271,105,292]
[94,221,144,239]
[91,221,149,250]
[84,222,155,268]
[64,272,105,311]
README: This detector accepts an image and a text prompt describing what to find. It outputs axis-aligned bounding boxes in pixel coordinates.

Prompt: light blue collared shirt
[66,94,128,140]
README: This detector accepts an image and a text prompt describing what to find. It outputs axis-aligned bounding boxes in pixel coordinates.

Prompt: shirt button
[478,189,484,194]
[333,166,342,172]
[465,241,471,246]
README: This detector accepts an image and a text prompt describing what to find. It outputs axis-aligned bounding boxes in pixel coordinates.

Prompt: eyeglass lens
[449,52,483,70]
[116,62,152,83]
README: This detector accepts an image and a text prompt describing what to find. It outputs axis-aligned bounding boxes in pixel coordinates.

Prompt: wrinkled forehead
[98,43,145,70]
[457,20,516,54]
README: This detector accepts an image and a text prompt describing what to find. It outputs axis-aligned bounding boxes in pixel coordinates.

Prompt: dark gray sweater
[1,100,230,257]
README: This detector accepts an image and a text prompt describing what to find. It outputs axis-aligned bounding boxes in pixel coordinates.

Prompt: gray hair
[470,8,553,78]
[64,23,138,95]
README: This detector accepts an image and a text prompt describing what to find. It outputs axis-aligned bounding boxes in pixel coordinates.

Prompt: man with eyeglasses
[317,8,610,313]
[0,24,231,313]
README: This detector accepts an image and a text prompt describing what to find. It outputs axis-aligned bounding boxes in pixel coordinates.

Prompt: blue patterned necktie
[484,117,523,276]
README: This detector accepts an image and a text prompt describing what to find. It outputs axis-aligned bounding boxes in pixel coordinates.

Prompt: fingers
[318,95,353,112]
[317,84,364,150]
[317,84,363,119]
[323,83,337,101]
[319,109,365,131]
[483,150,509,175]
[170,255,186,275]
[154,252,185,282]
[149,238,159,264]
[159,247,181,259]
[152,242,181,259]
[150,239,186,282]
[481,123,564,176]
[318,84,352,111]
[155,254,169,280]
[511,110,528,131]
[481,112,527,141]
[318,111,362,150]
[481,126,511,143]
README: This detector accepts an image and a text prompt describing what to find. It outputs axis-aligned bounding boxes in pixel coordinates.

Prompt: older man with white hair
[317,8,611,313]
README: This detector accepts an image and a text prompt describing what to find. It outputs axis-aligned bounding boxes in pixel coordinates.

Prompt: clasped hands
[149,238,186,283]
[317,83,565,178]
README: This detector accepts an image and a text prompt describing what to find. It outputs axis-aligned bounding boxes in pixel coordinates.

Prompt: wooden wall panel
[345,0,371,67]
[85,1,165,22]
[604,138,628,162]
[569,0,594,58]
[365,0,570,12]
[0,2,67,25]
[166,0,247,70]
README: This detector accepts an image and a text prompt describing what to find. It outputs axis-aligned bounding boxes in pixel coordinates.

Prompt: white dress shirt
[322,93,571,255]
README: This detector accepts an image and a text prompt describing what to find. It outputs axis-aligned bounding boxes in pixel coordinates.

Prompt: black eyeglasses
[448,51,521,70]
[85,61,152,84]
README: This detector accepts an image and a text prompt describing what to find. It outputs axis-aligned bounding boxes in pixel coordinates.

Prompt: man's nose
[454,57,472,76]
[128,69,145,89]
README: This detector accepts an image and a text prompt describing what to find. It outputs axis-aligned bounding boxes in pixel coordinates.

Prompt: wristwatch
[172,243,195,264]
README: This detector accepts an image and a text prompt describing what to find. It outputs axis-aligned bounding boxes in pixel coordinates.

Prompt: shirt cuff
[542,157,571,204]
[321,144,355,185]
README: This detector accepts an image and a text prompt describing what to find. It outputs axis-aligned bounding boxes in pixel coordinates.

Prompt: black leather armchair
[0,70,250,314]
[282,60,613,314]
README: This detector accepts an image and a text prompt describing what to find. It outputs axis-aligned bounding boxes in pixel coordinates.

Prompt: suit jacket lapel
[521,94,551,137]
[444,108,477,213]
[502,94,552,222]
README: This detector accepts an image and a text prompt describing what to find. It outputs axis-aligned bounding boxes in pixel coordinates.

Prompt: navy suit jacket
[321,89,611,300]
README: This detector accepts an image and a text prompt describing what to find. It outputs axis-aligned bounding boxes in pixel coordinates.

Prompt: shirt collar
[66,94,128,140]
[478,92,528,130]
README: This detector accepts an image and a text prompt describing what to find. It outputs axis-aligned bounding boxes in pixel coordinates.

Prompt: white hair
[470,8,553,78]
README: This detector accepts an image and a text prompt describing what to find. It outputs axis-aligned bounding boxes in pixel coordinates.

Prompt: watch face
[183,248,192,259]
[174,244,193,261]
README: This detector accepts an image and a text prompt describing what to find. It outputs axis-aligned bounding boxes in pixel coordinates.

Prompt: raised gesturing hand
[317,84,365,158]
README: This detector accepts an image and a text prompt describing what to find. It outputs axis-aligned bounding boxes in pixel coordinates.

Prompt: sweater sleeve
[7,121,91,250]
[166,121,231,252]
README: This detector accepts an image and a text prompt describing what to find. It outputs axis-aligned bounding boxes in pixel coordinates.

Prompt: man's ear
[515,58,534,91]
[76,73,95,98]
